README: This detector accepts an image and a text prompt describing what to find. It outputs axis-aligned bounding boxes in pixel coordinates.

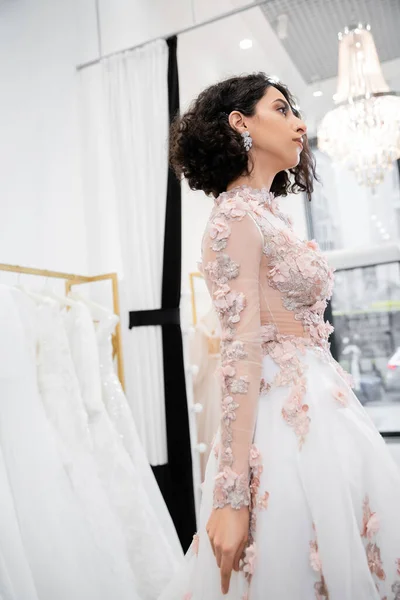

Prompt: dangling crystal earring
[241,130,253,151]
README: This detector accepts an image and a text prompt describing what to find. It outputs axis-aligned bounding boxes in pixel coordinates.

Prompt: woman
[161,73,400,600]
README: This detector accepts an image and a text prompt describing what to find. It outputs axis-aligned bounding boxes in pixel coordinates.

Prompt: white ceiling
[260,0,400,83]
[178,0,400,136]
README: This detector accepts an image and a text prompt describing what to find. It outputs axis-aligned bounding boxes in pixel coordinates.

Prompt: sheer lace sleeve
[201,201,263,510]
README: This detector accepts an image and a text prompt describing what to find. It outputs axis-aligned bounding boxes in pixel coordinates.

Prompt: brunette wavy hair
[169,72,316,200]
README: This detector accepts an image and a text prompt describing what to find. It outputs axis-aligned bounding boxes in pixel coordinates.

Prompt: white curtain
[78,40,169,466]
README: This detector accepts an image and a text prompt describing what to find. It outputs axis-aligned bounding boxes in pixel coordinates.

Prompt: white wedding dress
[93,302,183,561]
[64,298,183,600]
[0,440,39,600]
[3,285,139,600]
[160,185,400,600]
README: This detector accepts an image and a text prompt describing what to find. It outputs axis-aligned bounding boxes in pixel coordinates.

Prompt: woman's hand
[206,505,249,595]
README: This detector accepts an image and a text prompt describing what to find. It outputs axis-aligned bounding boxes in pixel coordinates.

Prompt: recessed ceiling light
[313,90,323,97]
[239,39,253,50]
[371,214,377,220]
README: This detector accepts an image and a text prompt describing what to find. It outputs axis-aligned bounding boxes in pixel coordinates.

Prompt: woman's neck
[227,153,277,193]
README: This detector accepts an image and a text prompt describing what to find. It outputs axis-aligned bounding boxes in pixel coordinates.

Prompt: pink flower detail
[310,299,327,313]
[261,323,278,342]
[315,321,334,340]
[213,283,231,302]
[248,199,265,217]
[295,253,318,278]
[366,513,380,539]
[281,228,297,244]
[242,544,257,577]
[215,466,237,490]
[192,533,199,556]
[258,491,270,510]
[260,378,271,395]
[333,387,348,407]
[306,239,319,251]
[222,395,238,421]
[314,577,329,600]
[249,445,262,468]
[270,339,297,363]
[309,540,323,573]
[221,364,236,378]
[219,197,247,220]
[269,261,291,283]
[366,543,386,581]
[282,377,310,449]
[361,496,380,539]
[209,218,230,241]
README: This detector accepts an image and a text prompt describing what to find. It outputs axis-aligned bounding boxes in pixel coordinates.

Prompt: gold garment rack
[0,263,125,390]
[189,271,204,326]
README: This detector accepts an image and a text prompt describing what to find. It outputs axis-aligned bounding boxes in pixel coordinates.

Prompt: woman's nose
[296,118,307,135]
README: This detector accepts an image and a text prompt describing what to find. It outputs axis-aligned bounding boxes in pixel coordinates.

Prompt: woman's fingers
[233,539,246,572]
[220,549,235,595]
[206,525,216,557]
[215,546,222,568]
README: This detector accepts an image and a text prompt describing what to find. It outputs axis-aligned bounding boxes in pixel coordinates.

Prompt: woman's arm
[202,209,263,509]
[202,208,263,594]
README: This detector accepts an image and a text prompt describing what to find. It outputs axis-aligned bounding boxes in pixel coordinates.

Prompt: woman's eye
[278,106,288,115]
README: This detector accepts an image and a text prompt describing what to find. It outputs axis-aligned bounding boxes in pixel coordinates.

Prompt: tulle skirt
[160,347,400,600]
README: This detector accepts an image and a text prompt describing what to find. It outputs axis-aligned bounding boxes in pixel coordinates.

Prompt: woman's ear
[228,111,247,134]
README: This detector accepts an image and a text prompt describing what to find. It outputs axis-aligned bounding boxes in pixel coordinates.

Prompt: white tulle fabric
[3,286,140,600]
[159,186,400,600]
[64,300,183,600]
[0,440,39,600]
[94,305,183,562]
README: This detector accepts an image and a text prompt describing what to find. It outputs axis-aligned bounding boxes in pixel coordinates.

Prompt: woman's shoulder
[211,187,263,224]
[203,194,265,256]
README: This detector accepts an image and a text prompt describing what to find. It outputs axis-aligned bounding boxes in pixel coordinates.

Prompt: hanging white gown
[2,285,139,600]
[93,304,183,562]
[0,440,39,600]
[64,299,183,600]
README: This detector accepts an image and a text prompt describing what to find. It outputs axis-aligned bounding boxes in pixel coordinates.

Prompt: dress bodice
[206,185,334,347]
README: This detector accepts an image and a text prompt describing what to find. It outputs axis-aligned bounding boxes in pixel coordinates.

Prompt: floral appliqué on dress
[333,386,348,407]
[361,495,386,590]
[309,526,329,599]
[238,445,269,596]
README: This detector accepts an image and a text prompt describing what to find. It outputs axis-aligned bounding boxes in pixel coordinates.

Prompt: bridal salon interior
[1,0,400,599]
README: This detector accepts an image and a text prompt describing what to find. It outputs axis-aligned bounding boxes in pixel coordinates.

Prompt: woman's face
[247,86,307,171]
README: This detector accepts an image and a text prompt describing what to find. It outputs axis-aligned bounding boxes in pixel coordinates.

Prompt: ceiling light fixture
[317,24,400,188]
[239,39,253,50]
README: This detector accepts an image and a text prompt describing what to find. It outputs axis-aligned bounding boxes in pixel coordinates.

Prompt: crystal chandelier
[317,24,400,188]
